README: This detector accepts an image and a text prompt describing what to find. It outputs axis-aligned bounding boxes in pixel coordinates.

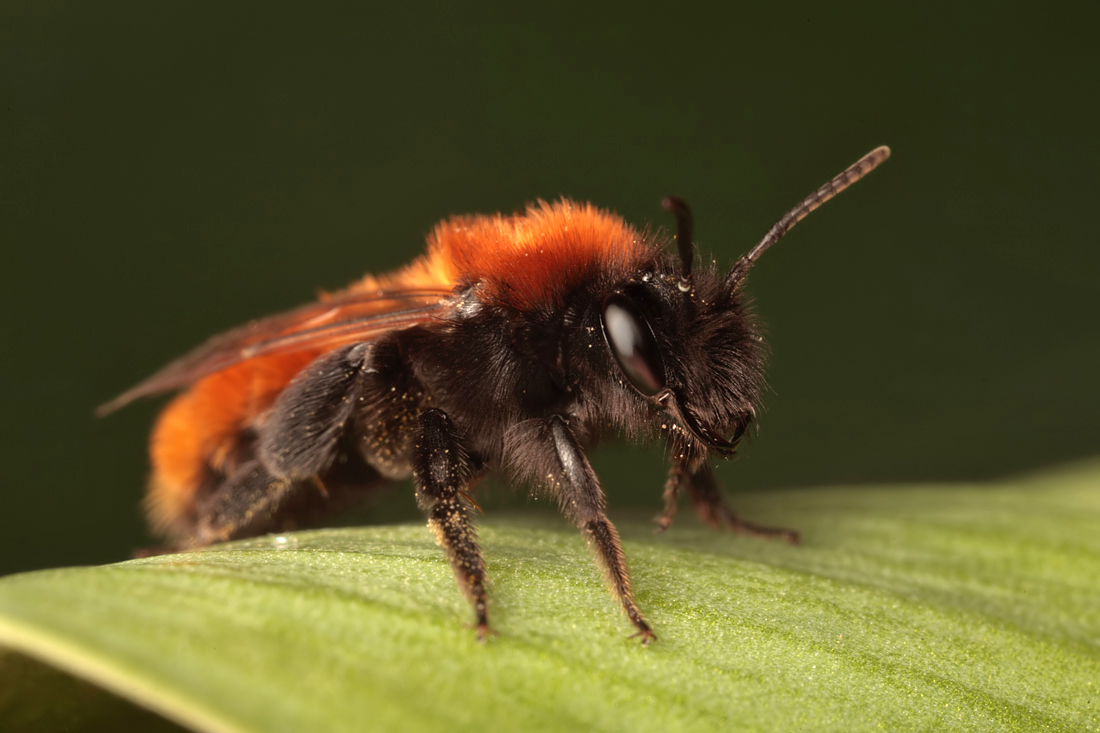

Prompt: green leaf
[1,462,1098,733]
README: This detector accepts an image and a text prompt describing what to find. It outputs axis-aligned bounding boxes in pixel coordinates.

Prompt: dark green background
[3,2,1097,577]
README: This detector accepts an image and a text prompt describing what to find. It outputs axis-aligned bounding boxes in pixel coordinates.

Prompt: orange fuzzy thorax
[352,199,653,309]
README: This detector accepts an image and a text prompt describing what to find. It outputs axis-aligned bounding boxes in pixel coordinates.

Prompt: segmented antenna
[726,145,891,286]
[661,196,694,292]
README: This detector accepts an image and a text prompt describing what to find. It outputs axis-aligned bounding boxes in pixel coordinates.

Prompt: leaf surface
[1,463,1098,732]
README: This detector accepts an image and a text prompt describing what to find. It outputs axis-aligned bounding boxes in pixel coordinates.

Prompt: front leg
[511,416,654,643]
[685,461,800,545]
[655,460,686,533]
[411,408,490,639]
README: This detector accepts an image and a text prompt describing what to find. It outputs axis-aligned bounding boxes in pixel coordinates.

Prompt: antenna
[726,145,891,286]
[662,196,694,293]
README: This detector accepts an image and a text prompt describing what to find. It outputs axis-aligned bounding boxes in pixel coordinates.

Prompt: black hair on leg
[258,343,374,481]
[508,415,654,643]
[411,408,490,639]
[186,460,295,548]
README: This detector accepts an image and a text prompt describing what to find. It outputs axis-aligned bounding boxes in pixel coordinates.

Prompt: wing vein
[97,289,457,415]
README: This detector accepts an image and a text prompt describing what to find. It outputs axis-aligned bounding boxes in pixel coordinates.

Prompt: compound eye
[601,293,666,396]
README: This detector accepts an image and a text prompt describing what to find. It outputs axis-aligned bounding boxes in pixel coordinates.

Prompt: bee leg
[545,416,654,644]
[258,343,374,482]
[173,343,384,550]
[412,408,490,639]
[188,460,295,547]
[654,462,686,533]
[688,462,800,545]
[177,447,385,552]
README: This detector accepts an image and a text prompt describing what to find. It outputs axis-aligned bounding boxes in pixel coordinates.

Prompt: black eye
[600,293,666,396]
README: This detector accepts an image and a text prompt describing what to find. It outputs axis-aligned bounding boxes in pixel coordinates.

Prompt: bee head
[599,146,891,457]
[598,259,763,460]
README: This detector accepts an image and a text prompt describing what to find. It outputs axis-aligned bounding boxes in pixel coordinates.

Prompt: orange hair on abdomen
[147,349,321,537]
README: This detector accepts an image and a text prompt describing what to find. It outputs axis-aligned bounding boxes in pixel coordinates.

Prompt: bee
[101,146,890,643]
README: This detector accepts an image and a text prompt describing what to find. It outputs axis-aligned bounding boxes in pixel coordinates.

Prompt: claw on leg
[630,625,657,646]
[472,622,496,643]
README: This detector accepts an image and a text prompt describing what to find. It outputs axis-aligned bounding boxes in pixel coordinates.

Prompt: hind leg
[178,447,386,549]
[163,342,385,550]
[186,460,294,547]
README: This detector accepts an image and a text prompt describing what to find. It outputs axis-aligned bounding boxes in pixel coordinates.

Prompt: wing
[97,287,456,415]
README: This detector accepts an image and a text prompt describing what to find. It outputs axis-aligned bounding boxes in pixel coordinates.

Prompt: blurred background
[3,2,1097,577]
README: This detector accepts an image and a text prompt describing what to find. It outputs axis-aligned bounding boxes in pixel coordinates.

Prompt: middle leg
[411,408,490,639]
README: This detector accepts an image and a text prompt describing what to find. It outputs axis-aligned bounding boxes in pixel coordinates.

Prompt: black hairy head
[563,241,765,464]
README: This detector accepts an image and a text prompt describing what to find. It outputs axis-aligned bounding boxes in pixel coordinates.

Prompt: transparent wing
[97,288,455,415]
